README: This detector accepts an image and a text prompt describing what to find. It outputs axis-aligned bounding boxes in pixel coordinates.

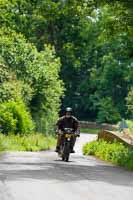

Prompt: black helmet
[65,107,72,112]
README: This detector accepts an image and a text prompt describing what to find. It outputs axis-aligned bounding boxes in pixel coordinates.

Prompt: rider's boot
[55,146,60,152]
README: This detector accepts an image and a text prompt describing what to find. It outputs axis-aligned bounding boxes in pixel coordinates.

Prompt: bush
[83,139,133,170]
[0,101,35,134]
[0,29,64,133]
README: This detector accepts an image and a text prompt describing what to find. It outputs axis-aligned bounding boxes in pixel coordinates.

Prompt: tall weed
[83,139,133,170]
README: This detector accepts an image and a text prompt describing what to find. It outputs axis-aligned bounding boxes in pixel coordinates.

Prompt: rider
[55,107,80,153]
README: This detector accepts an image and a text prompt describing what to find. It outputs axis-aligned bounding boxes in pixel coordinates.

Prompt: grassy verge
[0,133,56,151]
[83,139,133,170]
[80,128,100,134]
[0,140,5,152]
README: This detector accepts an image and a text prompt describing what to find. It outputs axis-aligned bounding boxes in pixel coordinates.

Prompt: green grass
[83,139,133,170]
[80,128,100,134]
[0,133,56,152]
[0,140,5,152]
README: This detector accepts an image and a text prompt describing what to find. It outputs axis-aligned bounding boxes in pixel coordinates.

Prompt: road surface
[0,133,133,200]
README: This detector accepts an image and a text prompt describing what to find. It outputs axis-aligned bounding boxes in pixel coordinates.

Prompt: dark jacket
[56,116,80,132]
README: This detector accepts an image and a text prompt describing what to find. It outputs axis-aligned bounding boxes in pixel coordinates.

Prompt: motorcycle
[58,128,77,162]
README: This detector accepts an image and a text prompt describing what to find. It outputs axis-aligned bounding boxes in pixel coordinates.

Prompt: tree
[126,88,133,118]
[0,0,132,123]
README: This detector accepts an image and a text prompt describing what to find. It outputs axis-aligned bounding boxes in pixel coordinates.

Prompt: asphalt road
[0,134,133,200]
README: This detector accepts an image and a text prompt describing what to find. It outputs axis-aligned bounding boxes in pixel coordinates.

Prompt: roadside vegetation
[83,140,133,170]
[0,140,5,152]
[0,133,56,152]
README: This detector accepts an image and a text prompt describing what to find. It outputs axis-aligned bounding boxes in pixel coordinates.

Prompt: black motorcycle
[58,128,76,162]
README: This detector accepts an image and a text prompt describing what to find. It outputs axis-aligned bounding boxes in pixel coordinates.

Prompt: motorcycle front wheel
[65,154,69,162]
[64,143,70,162]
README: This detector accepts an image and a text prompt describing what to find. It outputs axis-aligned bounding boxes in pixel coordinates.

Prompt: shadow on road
[0,161,133,187]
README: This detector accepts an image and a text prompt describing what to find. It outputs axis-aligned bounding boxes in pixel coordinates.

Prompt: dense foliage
[126,88,133,118]
[0,28,63,134]
[0,0,132,134]
[83,139,133,170]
